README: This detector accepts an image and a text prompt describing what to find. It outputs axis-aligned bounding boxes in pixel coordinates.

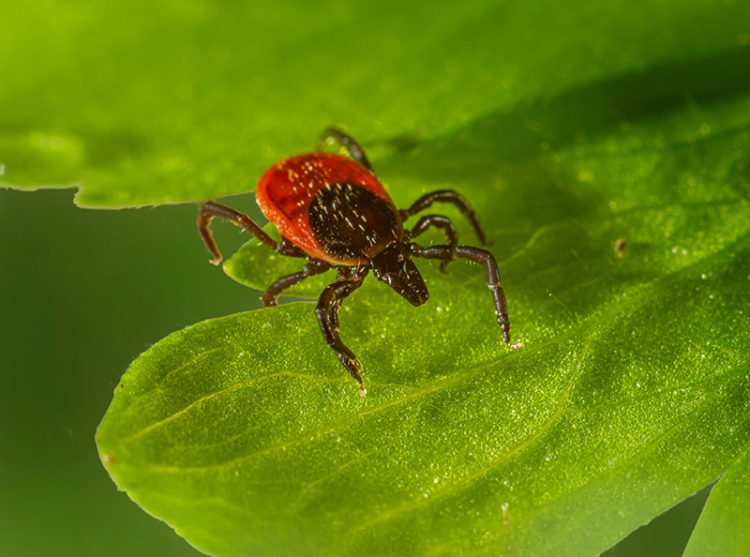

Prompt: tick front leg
[411,244,520,349]
[197,201,304,265]
[407,214,458,272]
[317,127,373,170]
[315,277,367,395]
[261,260,331,307]
[400,190,488,245]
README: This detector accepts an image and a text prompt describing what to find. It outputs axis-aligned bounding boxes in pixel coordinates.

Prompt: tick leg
[261,260,331,307]
[198,201,305,265]
[411,243,517,348]
[407,214,458,273]
[399,190,488,245]
[275,237,307,257]
[317,127,373,170]
[316,275,367,395]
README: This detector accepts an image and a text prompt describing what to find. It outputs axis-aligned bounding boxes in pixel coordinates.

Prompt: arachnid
[198,128,519,395]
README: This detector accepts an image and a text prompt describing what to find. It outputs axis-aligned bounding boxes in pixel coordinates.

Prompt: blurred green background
[0,189,259,556]
[0,187,712,557]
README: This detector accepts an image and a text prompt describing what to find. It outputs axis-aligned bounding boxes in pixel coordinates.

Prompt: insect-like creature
[198,128,519,395]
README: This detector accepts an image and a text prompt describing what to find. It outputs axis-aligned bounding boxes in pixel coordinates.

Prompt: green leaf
[2,0,750,207]
[98,52,750,556]
[98,225,750,557]
[683,445,750,557]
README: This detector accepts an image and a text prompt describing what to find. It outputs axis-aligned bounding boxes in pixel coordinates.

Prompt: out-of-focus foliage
[2,0,748,207]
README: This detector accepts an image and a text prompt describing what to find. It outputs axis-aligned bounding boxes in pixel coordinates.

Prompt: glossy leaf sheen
[6,0,747,555]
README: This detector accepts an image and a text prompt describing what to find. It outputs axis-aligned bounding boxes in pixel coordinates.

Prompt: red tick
[198,128,519,395]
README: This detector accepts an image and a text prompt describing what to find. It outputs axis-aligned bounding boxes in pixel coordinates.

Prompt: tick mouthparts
[358,385,367,397]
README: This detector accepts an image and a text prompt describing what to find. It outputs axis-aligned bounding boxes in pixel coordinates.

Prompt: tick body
[256,153,398,266]
[198,128,519,395]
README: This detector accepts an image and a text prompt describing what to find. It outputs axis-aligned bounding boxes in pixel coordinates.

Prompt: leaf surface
[99,65,750,554]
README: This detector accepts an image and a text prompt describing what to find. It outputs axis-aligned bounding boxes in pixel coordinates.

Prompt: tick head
[371,242,429,306]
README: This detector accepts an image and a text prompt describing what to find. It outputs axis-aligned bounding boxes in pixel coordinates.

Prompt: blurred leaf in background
[3,0,748,207]
[2,0,750,556]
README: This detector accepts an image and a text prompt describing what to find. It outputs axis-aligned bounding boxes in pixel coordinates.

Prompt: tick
[198,128,519,395]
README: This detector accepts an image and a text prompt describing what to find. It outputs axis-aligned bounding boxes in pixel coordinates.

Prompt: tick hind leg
[198,201,305,265]
[315,269,368,395]
[400,190,488,245]
[317,127,373,170]
[411,243,520,349]
[261,260,331,307]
